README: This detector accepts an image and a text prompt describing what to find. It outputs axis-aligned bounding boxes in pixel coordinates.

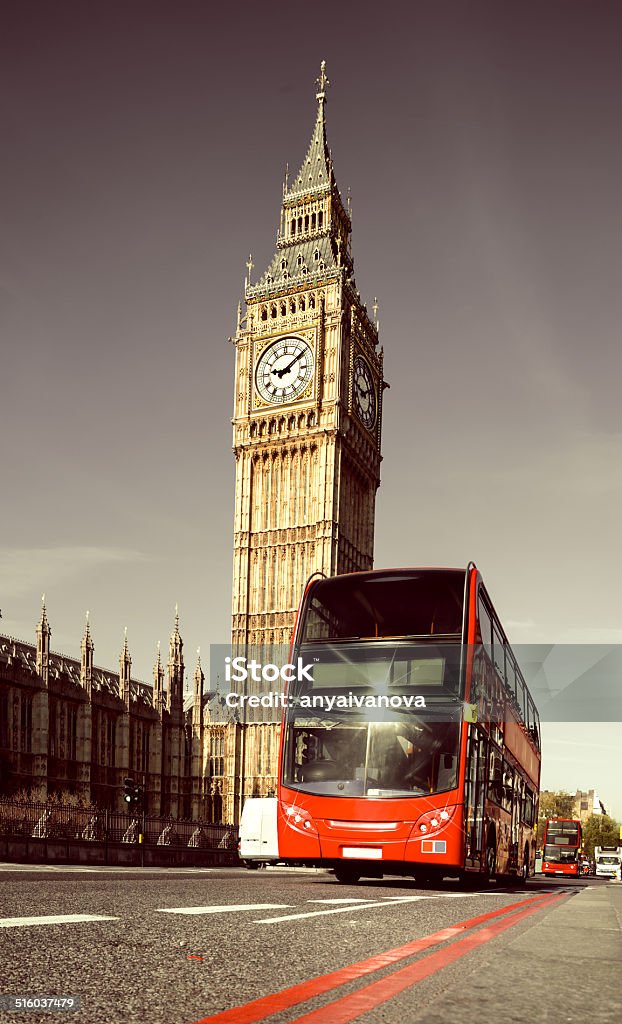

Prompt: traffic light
[123,778,143,807]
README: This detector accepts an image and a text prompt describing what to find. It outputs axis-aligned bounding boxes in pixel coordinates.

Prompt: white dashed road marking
[255,895,435,924]
[0,914,118,928]
[306,898,380,904]
[156,903,294,915]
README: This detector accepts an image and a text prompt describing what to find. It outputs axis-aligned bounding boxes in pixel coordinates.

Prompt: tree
[582,814,621,859]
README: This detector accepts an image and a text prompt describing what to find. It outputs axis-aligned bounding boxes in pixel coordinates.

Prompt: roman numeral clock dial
[255,336,314,404]
[352,354,377,429]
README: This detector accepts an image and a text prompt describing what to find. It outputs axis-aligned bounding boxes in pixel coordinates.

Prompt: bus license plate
[342,847,382,860]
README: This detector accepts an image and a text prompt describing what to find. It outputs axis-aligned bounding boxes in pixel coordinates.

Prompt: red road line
[192,891,557,1024]
[289,891,568,1024]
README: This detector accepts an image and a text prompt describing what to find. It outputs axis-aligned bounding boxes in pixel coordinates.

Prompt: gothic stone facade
[0,606,237,821]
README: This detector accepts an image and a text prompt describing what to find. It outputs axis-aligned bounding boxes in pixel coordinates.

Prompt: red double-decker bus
[277,564,541,885]
[542,819,582,876]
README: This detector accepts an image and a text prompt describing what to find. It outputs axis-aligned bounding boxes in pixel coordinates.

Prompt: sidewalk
[406,883,622,1024]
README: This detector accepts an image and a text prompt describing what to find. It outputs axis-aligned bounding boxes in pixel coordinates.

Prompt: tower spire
[285,63,334,197]
[249,59,353,296]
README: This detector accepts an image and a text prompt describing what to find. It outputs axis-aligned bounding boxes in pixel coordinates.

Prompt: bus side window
[505,655,518,705]
[478,593,493,663]
[488,748,504,805]
[492,622,505,686]
[522,787,535,826]
[501,761,514,812]
[530,706,541,749]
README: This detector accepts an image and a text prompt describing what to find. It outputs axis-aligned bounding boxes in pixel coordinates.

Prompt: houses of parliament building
[0,64,385,825]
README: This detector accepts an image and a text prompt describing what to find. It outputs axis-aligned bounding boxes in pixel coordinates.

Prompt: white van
[238,798,279,869]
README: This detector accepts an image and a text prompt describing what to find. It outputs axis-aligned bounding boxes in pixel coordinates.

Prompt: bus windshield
[283,714,461,799]
[544,845,579,864]
[282,641,462,798]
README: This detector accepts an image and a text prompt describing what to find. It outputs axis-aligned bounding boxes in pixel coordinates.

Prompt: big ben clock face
[255,335,314,404]
[352,355,377,429]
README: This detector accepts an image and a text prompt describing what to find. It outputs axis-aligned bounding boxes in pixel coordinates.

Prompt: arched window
[318,210,324,228]
[291,219,296,235]
[297,253,303,266]
[311,212,316,230]
[261,306,267,321]
[270,305,277,318]
[304,214,309,231]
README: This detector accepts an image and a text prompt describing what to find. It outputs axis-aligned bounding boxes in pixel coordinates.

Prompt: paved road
[0,867,617,1024]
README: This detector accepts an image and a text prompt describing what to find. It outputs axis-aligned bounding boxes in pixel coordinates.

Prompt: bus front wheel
[334,866,361,884]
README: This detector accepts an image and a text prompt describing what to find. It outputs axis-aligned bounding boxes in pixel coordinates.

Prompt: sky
[2,1,621,815]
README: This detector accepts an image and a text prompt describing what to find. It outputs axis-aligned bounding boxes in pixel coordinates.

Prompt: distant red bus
[542,819,582,876]
[277,564,541,885]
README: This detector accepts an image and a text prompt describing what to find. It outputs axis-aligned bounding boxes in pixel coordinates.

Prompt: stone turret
[119,628,132,710]
[35,594,51,686]
[153,642,165,717]
[80,611,94,696]
[167,606,184,723]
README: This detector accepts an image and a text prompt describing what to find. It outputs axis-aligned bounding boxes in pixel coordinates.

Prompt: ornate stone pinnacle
[316,60,329,103]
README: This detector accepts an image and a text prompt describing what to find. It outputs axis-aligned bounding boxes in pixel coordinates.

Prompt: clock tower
[227,63,385,813]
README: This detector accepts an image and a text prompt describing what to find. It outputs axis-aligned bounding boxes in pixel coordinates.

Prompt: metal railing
[0,799,238,851]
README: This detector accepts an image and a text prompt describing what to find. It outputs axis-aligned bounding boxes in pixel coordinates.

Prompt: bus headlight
[411,805,458,838]
[281,802,319,835]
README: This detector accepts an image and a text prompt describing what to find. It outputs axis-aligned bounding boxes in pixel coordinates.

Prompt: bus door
[464,725,487,868]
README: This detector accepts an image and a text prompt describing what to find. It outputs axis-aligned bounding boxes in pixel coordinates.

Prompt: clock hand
[273,352,303,379]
